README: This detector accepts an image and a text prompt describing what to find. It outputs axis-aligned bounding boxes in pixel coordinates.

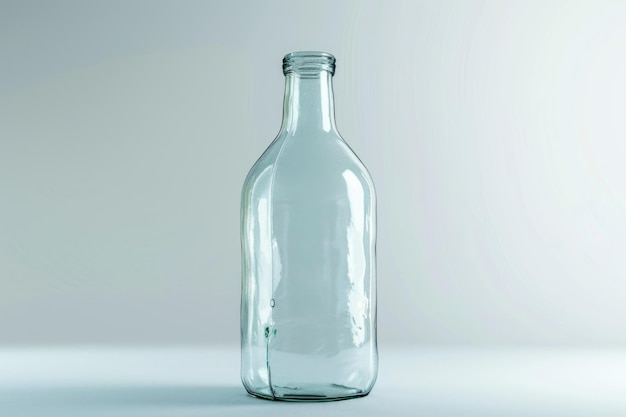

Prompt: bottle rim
[283,51,336,76]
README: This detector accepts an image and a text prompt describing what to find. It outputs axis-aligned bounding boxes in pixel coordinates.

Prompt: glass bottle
[241,51,377,401]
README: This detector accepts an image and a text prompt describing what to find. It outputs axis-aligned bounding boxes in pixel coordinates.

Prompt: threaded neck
[282,51,336,77]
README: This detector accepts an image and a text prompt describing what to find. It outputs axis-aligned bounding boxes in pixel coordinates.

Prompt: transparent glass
[241,51,377,401]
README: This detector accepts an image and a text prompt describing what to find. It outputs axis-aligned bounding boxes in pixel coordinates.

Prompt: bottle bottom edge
[244,384,371,402]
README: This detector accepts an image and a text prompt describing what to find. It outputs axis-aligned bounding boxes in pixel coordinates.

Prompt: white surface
[1,346,625,416]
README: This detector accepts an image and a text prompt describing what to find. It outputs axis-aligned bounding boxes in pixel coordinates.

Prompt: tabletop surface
[1,346,625,416]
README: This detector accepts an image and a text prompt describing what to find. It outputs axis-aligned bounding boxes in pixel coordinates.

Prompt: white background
[2,0,626,347]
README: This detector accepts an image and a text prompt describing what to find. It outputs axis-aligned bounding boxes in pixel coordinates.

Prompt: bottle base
[245,383,370,402]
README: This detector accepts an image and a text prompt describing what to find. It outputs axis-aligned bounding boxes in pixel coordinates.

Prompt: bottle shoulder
[242,131,375,198]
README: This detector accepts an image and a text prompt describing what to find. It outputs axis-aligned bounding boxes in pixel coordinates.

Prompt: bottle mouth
[283,51,336,76]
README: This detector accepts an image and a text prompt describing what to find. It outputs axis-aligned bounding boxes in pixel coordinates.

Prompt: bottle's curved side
[240,154,276,400]
[357,163,378,397]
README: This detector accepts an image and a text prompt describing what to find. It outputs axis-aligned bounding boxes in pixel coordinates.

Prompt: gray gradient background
[1,0,625,347]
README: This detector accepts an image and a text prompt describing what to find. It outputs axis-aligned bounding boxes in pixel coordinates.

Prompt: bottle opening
[283,51,336,76]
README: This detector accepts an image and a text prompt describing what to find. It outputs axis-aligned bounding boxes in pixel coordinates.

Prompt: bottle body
[241,52,377,401]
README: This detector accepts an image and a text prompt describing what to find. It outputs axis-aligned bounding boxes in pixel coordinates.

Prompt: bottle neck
[280,71,337,134]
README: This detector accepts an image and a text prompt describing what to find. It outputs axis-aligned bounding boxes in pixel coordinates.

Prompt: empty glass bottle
[241,51,377,401]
